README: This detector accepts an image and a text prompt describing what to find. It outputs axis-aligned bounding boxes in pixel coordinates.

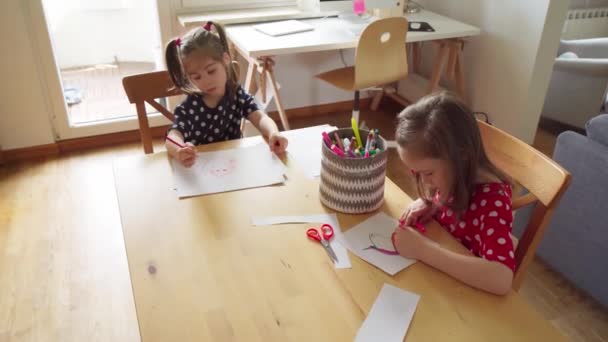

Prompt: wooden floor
[62,62,156,124]
[1,106,607,341]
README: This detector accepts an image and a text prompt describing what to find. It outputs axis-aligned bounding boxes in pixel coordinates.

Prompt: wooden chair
[122,71,183,154]
[315,17,409,125]
[478,121,571,290]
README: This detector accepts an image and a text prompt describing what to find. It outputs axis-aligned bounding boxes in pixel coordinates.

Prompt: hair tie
[175,37,181,47]
[203,21,213,31]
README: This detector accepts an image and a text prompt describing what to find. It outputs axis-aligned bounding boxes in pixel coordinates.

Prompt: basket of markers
[319,119,388,214]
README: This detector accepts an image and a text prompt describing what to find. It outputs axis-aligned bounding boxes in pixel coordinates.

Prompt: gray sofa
[542,38,608,128]
[514,114,608,308]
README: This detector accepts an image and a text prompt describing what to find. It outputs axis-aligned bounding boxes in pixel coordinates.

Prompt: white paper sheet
[250,214,351,269]
[338,212,416,275]
[170,143,286,198]
[282,124,337,179]
[355,284,420,342]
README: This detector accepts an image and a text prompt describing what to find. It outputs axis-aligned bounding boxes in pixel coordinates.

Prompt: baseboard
[4,143,60,162]
[2,100,367,163]
[3,126,169,163]
[58,126,170,153]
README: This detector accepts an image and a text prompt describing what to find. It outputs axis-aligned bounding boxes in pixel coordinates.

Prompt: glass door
[30,0,171,140]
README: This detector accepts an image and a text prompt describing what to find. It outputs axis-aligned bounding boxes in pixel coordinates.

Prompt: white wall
[405,0,569,143]
[0,0,55,150]
[43,0,161,69]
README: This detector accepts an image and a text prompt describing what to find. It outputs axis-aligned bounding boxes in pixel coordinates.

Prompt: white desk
[226,10,481,129]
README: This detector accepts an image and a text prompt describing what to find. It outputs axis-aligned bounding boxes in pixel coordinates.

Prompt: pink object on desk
[353,0,366,14]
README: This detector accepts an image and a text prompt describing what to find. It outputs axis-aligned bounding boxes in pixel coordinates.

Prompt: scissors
[306,224,339,263]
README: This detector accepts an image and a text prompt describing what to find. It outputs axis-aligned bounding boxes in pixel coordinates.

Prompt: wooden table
[113,136,566,342]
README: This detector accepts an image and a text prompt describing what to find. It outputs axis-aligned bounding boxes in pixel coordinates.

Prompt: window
[181,0,298,11]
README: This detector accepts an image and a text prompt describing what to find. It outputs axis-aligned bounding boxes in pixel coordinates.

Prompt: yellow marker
[351,117,363,148]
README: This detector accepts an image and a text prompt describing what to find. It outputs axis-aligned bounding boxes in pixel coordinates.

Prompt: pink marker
[331,144,345,157]
[322,132,333,147]
[353,0,366,14]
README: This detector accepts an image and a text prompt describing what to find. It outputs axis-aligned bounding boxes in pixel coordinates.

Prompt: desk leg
[453,41,467,101]
[387,39,467,107]
[412,42,422,74]
[446,43,458,80]
[267,67,290,131]
[428,41,449,94]
[439,39,467,102]
[245,61,256,94]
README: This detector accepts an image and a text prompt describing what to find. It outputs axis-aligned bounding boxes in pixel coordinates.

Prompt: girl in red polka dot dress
[391,92,515,295]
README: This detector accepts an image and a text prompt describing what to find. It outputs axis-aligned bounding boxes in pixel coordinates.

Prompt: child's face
[398,146,453,202]
[182,51,230,97]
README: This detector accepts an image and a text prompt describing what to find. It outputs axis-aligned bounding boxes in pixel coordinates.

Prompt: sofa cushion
[586,114,608,147]
[558,51,578,59]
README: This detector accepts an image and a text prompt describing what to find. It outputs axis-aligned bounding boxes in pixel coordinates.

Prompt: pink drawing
[206,158,237,177]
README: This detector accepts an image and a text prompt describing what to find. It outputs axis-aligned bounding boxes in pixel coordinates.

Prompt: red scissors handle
[306,224,334,242]
[319,224,334,240]
[306,228,322,242]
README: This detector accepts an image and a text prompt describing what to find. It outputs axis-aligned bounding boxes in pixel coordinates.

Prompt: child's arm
[393,228,513,295]
[247,110,288,154]
[165,129,197,167]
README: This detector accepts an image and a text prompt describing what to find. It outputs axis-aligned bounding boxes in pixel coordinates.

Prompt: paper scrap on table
[282,124,337,179]
[170,143,286,198]
[337,212,416,275]
[355,283,420,342]
[250,214,351,269]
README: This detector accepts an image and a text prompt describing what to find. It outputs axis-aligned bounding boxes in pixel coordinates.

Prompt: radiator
[562,7,608,39]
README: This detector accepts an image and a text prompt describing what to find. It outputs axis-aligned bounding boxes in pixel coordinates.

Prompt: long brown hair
[395,92,508,213]
[165,22,239,97]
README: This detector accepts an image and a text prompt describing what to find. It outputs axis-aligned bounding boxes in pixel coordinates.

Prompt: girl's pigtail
[165,38,187,91]
[212,22,239,94]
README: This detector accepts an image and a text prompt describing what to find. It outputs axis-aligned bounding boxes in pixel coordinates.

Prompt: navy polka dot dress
[170,86,259,145]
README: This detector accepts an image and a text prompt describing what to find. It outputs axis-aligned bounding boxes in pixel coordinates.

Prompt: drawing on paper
[205,158,237,177]
[363,233,399,255]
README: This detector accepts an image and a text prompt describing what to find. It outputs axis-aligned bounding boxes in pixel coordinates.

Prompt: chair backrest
[355,17,409,90]
[123,70,183,120]
[122,71,183,154]
[478,121,571,290]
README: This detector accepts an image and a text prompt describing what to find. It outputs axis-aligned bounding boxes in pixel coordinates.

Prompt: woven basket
[319,128,388,214]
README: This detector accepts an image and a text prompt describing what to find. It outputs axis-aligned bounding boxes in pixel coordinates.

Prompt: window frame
[178,0,299,13]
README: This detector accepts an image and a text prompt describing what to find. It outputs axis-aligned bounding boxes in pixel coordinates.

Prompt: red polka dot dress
[434,182,516,272]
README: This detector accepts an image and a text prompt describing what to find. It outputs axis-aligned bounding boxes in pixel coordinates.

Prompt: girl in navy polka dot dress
[392,92,516,295]
[164,22,288,167]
